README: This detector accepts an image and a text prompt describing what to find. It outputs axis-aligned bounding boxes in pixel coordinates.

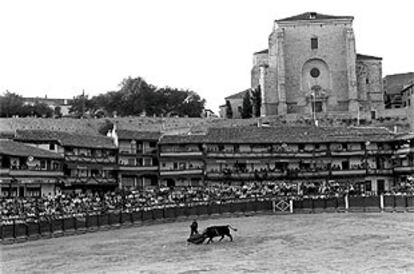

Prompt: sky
[0,0,413,113]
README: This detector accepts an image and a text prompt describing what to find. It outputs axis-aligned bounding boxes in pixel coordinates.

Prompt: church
[223,12,385,120]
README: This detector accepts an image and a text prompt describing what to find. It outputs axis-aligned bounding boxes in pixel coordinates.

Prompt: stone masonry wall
[279,21,354,112]
[357,59,384,113]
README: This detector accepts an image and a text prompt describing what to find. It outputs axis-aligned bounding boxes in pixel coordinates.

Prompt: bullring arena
[2,197,414,273]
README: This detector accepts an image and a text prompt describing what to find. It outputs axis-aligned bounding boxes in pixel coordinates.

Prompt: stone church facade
[250,12,384,118]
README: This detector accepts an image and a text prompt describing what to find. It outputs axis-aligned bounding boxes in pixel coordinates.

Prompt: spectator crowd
[1,179,414,221]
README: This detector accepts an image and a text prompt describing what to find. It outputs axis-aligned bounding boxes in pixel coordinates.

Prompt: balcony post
[345,195,349,211]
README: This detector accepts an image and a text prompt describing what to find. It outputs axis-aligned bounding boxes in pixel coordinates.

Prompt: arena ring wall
[1,195,414,245]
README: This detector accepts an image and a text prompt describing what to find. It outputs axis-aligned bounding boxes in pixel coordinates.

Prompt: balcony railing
[65,177,117,184]
[206,170,330,179]
[367,169,393,175]
[331,169,366,176]
[206,151,325,158]
[119,148,157,155]
[0,168,9,175]
[9,169,64,177]
[65,155,116,164]
[367,149,394,155]
[330,150,365,156]
[160,151,203,157]
[118,165,158,171]
[160,169,203,176]
[394,166,414,173]
[394,147,414,155]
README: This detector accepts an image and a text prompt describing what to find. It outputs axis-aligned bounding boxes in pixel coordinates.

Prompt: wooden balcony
[65,177,117,185]
[206,151,325,158]
[331,169,366,176]
[118,165,158,172]
[394,147,414,155]
[298,171,330,177]
[65,155,116,164]
[160,169,204,176]
[9,169,64,177]
[160,151,203,157]
[331,150,365,156]
[119,149,157,155]
[0,168,9,175]
[367,169,393,175]
[367,150,394,155]
[206,172,254,180]
[394,166,414,173]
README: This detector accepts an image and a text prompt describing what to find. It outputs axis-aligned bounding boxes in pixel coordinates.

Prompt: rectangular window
[143,157,152,166]
[311,38,318,49]
[127,158,135,166]
[49,143,55,150]
[365,181,372,192]
[371,110,376,119]
[312,101,323,113]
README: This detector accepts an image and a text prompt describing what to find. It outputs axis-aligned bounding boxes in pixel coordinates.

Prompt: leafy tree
[89,77,206,118]
[0,91,24,117]
[32,102,53,118]
[54,106,62,118]
[241,91,253,119]
[225,100,233,118]
[69,92,93,118]
[251,86,262,117]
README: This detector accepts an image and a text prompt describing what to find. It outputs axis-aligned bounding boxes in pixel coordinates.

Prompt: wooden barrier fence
[0,199,277,243]
[292,195,414,214]
[2,195,414,244]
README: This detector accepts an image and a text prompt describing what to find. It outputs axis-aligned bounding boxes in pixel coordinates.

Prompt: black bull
[187,225,238,244]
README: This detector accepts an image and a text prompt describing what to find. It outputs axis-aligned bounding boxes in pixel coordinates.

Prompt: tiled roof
[394,132,414,141]
[15,130,116,149]
[0,118,102,135]
[117,130,161,141]
[225,89,250,100]
[384,72,414,95]
[277,12,353,22]
[159,134,207,144]
[0,140,63,159]
[203,126,394,144]
[357,54,382,61]
[254,49,269,55]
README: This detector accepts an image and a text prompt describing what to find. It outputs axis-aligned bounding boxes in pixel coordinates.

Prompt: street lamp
[310,91,318,126]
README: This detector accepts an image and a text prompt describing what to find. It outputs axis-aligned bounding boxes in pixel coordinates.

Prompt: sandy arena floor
[1,213,414,273]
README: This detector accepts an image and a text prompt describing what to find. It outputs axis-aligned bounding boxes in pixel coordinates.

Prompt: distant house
[202,109,217,118]
[383,73,414,109]
[222,89,251,119]
[22,96,73,116]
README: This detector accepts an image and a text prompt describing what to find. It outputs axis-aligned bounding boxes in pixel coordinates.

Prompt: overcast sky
[0,0,413,112]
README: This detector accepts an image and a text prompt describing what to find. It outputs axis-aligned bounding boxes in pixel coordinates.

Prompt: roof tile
[15,130,116,149]
[0,140,63,159]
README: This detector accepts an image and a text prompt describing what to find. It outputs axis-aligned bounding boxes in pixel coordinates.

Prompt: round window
[310,68,320,78]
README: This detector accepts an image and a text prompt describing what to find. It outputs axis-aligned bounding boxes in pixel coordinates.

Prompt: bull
[201,225,238,244]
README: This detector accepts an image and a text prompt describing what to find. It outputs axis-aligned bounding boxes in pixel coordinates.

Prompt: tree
[0,91,24,117]
[225,100,233,118]
[251,86,262,117]
[241,91,253,119]
[89,77,206,118]
[32,102,53,118]
[54,106,62,118]
[69,91,93,118]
